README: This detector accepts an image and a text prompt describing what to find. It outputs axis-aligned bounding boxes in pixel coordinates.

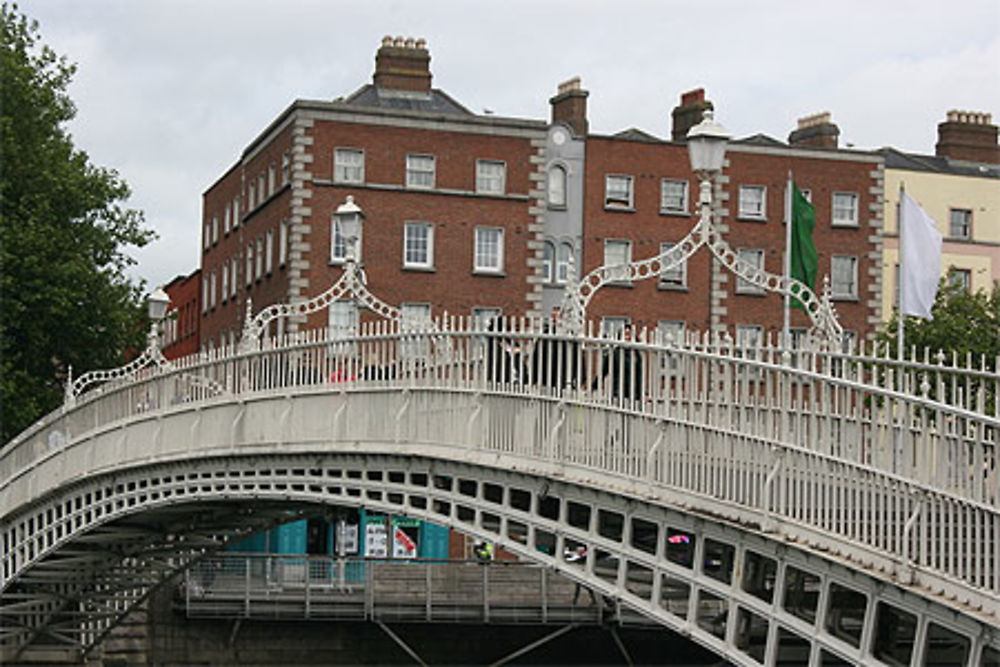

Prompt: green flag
[789,184,818,310]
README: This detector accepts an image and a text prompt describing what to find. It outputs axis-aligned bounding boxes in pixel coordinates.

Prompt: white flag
[899,192,942,319]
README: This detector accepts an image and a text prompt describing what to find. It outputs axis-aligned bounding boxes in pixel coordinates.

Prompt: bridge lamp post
[146,286,170,350]
[334,195,364,264]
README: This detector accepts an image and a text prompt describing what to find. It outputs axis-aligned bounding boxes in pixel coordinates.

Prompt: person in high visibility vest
[473,541,493,562]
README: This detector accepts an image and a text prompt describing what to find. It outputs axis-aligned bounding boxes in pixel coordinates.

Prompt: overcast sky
[19,0,1000,292]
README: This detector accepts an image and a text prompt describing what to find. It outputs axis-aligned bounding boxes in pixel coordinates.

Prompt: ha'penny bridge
[2,312,998,666]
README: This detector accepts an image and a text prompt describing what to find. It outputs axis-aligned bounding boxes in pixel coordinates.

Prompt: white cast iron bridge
[2,319,998,666]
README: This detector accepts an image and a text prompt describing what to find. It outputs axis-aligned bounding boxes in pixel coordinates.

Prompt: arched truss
[242,258,403,351]
[65,331,174,406]
[558,179,843,344]
[2,452,996,666]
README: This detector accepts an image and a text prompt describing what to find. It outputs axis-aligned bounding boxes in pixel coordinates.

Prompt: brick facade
[162,269,201,361]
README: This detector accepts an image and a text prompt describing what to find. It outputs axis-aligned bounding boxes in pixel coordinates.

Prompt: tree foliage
[876,280,1000,369]
[1,4,156,442]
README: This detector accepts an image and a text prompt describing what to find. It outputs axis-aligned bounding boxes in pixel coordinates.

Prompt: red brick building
[162,269,201,361]
[195,39,884,351]
[199,37,546,349]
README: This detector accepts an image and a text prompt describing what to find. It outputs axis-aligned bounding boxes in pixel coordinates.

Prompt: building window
[233,196,240,228]
[947,267,971,292]
[230,258,238,297]
[401,303,432,357]
[221,265,228,302]
[257,174,266,204]
[600,317,630,338]
[658,242,687,289]
[736,249,765,294]
[657,320,685,344]
[472,307,501,331]
[476,160,505,194]
[248,182,255,209]
[268,164,276,196]
[279,219,288,266]
[736,324,764,348]
[831,255,858,299]
[548,165,567,208]
[328,301,359,340]
[224,203,232,235]
[542,242,554,283]
[203,222,211,250]
[211,215,219,245]
[334,148,364,184]
[738,185,766,220]
[474,227,504,273]
[404,222,434,269]
[202,279,208,313]
[255,237,263,280]
[281,152,290,185]
[603,239,632,284]
[406,154,435,189]
[660,179,689,214]
[832,192,859,227]
[949,208,971,239]
[209,270,217,309]
[556,243,572,283]
[265,230,274,274]
[246,244,253,286]
[605,175,634,209]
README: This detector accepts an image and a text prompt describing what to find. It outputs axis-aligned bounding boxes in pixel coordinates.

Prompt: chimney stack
[936,110,999,164]
[788,112,840,149]
[373,35,432,93]
[549,77,589,137]
[672,88,713,142]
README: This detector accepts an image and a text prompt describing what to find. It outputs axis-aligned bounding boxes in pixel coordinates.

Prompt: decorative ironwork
[559,177,843,344]
[65,326,174,405]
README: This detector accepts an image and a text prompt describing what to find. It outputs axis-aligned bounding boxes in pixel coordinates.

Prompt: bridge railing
[2,318,997,509]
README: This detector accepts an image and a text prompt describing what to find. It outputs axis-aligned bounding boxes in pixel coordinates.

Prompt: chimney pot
[788,112,839,149]
[936,109,999,163]
[415,37,426,49]
[382,35,393,47]
[550,77,589,137]
[405,37,415,49]
[373,36,433,93]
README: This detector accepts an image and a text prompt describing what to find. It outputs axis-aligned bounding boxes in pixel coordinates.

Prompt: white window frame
[334,148,365,184]
[832,192,859,227]
[257,174,266,204]
[221,264,229,303]
[556,242,572,284]
[211,215,219,245]
[949,208,971,239]
[328,300,359,340]
[658,242,687,289]
[209,270,217,309]
[604,239,632,284]
[541,242,555,283]
[736,249,766,295]
[548,165,567,208]
[279,219,289,266]
[657,320,685,345]
[600,317,630,339]
[233,196,240,229]
[245,244,253,286]
[738,185,767,220]
[265,230,274,275]
[401,303,432,358]
[660,178,689,214]
[406,154,436,189]
[404,221,434,269]
[224,203,232,235]
[268,163,276,196]
[830,255,858,300]
[230,258,238,297]
[202,279,208,313]
[736,324,764,349]
[247,182,255,210]
[203,222,211,250]
[255,237,264,280]
[476,160,506,195]
[281,152,290,186]
[604,174,634,209]
[474,227,504,274]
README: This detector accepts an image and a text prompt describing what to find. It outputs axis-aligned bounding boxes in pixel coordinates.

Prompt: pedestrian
[473,540,493,562]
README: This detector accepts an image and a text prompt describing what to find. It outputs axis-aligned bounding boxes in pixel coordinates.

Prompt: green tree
[1,4,156,442]
[877,280,999,368]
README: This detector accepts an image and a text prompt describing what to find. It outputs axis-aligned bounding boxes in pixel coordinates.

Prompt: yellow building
[880,110,1000,319]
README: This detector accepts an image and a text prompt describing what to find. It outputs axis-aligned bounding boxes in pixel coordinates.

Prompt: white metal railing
[2,318,998,602]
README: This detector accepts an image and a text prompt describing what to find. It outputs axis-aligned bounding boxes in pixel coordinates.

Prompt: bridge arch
[3,424,996,665]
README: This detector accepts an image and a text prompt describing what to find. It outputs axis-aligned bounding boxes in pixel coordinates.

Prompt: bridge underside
[3,451,993,666]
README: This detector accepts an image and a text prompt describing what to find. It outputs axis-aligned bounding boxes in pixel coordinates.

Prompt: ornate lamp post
[558,110,841,343]
[146,286,171,349]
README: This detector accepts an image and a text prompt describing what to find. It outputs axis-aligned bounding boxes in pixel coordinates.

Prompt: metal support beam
[487,624,578,667]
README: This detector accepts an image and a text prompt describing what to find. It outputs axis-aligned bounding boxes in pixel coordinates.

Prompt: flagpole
[897,182,905,362]
[783,170,792,347]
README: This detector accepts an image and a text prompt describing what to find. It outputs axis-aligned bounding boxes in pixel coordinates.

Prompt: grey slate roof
[880,147,1000,179]
[734,133,787,147]
[612,127,662,142]
[340,84,473,116]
